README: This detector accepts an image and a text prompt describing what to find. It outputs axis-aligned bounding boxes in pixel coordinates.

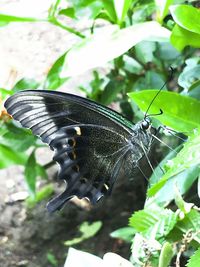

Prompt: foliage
[1,0,200,266]
[64,221,102,246]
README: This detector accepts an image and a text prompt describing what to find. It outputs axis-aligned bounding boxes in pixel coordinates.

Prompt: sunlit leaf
[148,129,200,197]
[170,24,200,51]
[187,247,200,267]
[128,90,200,133]
[0,13,42,25]
[12,78,39,92]
[64,221,102,246]
[60,22,170,77]
[158,242,173,267]
[129,206,178,240]
[155,0,173,23]
[170,5,200,34]
[0,144,27,168]
[44,52,69,90]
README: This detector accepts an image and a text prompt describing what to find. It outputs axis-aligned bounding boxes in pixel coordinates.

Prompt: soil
[0,1,149,266]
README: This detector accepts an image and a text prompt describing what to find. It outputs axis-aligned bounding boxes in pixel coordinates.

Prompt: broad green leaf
[170,24,200,51]
[128,90,200,133]
[129,206,178,240]
[176,209,200,243]
[155,0,173,23]
[60,22,170,78]
[24,150,37,196]
[0,144,27,168]
[64,221,102,246]
[148,130,200,197]
[110,227,136,242]
[158,242,173,267]
[170,5,200,34]
[187,247,200,267]
[44,52,69,89]
[12,78,39,92]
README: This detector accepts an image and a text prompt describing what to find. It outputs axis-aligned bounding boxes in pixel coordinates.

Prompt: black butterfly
[4,90,157,212]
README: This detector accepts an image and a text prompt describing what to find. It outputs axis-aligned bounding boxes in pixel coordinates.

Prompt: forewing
[4,90,132,211]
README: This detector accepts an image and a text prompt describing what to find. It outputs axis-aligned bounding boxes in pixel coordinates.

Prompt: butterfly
[4,90,157,212]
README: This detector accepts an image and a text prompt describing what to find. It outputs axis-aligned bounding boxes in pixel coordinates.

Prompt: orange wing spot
[0,109,12,122]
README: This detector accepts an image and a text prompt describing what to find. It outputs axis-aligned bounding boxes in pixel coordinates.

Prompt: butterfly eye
[142,119,150,130]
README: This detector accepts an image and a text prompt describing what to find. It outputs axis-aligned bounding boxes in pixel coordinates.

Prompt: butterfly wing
[5,90,133,212]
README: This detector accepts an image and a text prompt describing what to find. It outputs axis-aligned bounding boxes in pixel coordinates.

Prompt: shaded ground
[0,164,147,267]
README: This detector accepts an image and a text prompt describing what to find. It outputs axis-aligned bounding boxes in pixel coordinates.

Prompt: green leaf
[102,0,117,23]
[110,227,136,242]
[0,144,27,168]
[60,22,170,77]
[187,247,200,267]
[26,184,54,208]
[129,206,178,240]
[44,52,69,90]
[158,242,173,267]
[134,41,156,64]
[155,0,173,23]
[64,221,102,246]
[148,130,200,196]
[178,65,200,90]
[59,7,76,19]
[47,252,58,267]
[0,14,42,25]
[113,0,132,23]
[170,24,200,51]
[12,78,39,92]
[170,5,200,34]
[0,124,36,152]
[24,150,37,196]
[128,90,200,133]
[176,209,200,243]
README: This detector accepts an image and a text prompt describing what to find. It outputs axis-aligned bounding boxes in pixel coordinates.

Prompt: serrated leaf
[176,210,200,244]
[110,227,136,242]
[128,90,200,133]
[170,5,200,34]
[187,247,200,267]
[60,22,170,77]
[129,206,178,240]
[148,130,200,197]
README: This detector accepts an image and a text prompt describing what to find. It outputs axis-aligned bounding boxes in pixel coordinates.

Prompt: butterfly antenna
[144,67,174,118]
